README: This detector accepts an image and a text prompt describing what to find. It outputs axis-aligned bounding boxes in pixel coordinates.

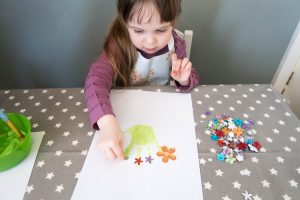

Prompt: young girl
[84,0,200,160]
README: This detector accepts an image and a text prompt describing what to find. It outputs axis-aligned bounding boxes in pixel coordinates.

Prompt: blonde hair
[104,0,181,86]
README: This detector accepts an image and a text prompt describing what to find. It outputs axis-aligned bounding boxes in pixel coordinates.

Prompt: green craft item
[0,113,32,172]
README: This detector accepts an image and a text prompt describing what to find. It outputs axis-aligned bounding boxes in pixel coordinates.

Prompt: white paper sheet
[72,90,203,200]
[0,131,45,200]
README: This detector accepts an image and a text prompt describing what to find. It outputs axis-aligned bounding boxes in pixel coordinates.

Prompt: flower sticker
[156,146,176,163]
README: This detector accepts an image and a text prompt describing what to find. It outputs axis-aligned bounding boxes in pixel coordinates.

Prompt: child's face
[127,5,173,54]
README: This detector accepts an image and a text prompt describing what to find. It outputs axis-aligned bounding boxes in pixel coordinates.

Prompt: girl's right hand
[97,114,125,160]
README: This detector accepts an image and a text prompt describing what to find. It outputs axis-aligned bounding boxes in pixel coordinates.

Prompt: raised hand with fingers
[170,53,192,86]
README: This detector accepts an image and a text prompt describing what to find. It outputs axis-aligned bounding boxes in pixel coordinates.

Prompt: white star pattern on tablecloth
[289,179,298,188]
[261,180,270,188]
[282,194,291,200]
[289,137,296,142]
[72,140,79,146]
[240,168,251,176]
[276,156,284,163]
[55,123,61,128]
[26,185,34,194]
[204,182,212,190]
[266,137,273,143]
[3,85,299,199]
[222,195,231,200]
[47,140,54,146]
[46,172,55,180]
[64,160,72,167]
[37,160,45,167]
[273,129,280,134]
[200,114,206,119]
[210,148,217,153]
[233,181,241,189]
[55,184,64,193]
[215,169,224,177]
[242,190,253,200]
[243,114,249,118]
[199,158,206,165]
[75,172,80,179]
[63,131,71,137]
[285,112,291,117]
[81,150,88,156]
[197,100,202,105]
[253,194,262,200]
[284,146,291,152]
[78,122,85,128]
[32,123,39,128]
[48,115,54,120]
[55,150,63,156]
[269,168,279,176]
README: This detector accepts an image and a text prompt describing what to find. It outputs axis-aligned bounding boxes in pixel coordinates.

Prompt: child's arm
[84,52,115,130]
[84,52,124,160]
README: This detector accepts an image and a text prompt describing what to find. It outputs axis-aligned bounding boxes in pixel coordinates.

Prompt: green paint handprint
[124,124,160,158]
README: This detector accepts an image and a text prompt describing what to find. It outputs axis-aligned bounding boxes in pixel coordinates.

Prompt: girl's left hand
[170,53,192,86]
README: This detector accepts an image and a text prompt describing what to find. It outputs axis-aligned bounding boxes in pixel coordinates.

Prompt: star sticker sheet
[72,90,203,200]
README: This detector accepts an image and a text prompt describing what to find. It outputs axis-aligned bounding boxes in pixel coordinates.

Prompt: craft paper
[72,90,203,200]
[0,131,45,199]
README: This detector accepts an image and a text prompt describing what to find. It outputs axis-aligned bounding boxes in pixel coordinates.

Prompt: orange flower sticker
[222,127,231,135]
[233,127,243,137]
[156,146,176,163]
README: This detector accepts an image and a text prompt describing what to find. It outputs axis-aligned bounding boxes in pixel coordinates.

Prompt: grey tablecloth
[0,84,299,200]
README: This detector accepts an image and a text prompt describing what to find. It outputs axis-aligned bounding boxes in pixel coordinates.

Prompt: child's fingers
[171,59,181,77]
[104,147,117,160]
[112,144,124,160]
[181,58,190,69]
[171,55,177,77]
[184,61,192,71]
[171,53,179,72]
[171,53,177,65]
[172,59,181,74]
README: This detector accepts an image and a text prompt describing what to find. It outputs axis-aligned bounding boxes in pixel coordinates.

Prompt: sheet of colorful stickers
[205,113,262,164]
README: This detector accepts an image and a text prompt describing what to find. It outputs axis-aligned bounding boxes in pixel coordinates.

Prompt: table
[1,84,299,200]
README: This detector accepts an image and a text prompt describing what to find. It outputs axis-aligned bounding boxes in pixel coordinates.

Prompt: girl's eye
[134,29,144,33]
[156,29,166,33]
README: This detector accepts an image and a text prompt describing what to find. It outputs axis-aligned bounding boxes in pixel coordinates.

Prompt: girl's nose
[145,34,156,45]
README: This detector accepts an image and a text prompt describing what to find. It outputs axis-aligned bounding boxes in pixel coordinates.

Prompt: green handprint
[124,124,160,158]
